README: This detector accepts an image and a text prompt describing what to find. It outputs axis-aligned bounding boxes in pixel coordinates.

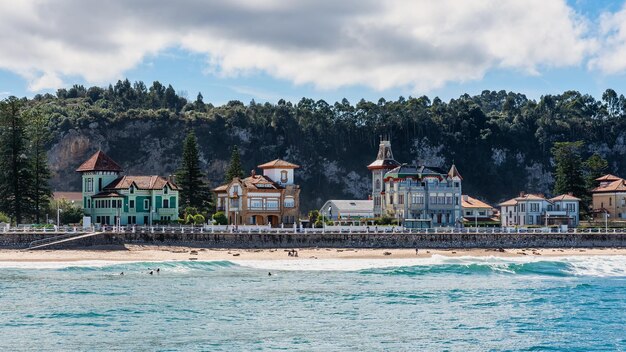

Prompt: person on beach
[415,248,419,255]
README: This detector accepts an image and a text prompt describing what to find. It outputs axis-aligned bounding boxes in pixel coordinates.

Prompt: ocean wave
[1,255,625,277]
[234,255,626,277]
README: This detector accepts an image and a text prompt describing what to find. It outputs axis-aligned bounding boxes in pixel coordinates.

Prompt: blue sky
[2,0,626,105]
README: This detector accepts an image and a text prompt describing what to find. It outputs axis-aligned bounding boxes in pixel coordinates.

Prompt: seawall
[2,231,626,249]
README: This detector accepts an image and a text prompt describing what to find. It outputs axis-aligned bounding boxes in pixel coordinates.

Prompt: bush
[193,214,205,225]
[0,212,10,224]
[212,211,227,225]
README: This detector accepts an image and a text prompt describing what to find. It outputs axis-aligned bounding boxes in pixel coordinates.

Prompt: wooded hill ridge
[18,80,626,211]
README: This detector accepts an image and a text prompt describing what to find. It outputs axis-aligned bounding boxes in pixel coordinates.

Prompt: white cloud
[589,4,626,74]
[0,0,596,92]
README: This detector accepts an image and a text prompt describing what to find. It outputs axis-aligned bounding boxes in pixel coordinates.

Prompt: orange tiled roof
[550,194,581,201]
[499,199,517,206]
[53,191,83,203]
[213,184,228,192]
[257,159,299,169]
[592,179,626,193]
[461,195,492,209]
[105,175,180,191]
[242,175,282,189]
[515,194,546,201]
[595,174,623,182]
[76,151,123,172]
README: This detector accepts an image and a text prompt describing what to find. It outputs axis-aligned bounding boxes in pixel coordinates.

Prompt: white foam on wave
[233,255,626,276]
[0,260,163,269]
[563,256,626,277]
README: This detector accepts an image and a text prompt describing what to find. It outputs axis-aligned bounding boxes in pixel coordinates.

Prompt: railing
[3,224,626,235]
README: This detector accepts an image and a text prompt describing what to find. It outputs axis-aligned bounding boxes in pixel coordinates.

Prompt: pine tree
[224,146,244,182]
[0,97,34,224]
[552,141,585,198]
[25,108,52,224]
[580,154,609,215]
[175,131,210,210]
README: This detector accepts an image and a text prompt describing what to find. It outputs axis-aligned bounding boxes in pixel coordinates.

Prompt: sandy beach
[0,245,624,262]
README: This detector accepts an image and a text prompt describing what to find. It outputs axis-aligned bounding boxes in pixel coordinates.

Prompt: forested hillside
[23,80,626,211]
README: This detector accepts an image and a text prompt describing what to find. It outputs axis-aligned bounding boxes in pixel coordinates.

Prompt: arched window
[280,170,288,183]
[375,179,381,190]
[163,186,168,195]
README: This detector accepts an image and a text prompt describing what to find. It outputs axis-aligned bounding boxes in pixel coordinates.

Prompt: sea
[0,255,625,351]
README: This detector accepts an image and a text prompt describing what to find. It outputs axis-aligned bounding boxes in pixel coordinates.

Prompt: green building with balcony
[76,151,180,226]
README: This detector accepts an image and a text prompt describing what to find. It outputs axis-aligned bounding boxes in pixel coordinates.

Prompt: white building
[499,193,580,227]
[320,200,374,221]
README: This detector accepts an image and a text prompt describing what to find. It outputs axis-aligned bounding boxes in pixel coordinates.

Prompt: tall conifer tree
[224,146,244,182]
[25,108,52,223]
[552,141,585,198]
[175,131,209,210]
[0,97,34,224]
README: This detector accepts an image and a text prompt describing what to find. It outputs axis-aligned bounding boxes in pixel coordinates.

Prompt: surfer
[149,270,154,275]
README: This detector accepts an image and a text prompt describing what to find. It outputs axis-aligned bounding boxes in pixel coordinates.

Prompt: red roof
[258,159,299,169]
[76,151,123,173]
[105,176,179,191]
[550,194,581,201]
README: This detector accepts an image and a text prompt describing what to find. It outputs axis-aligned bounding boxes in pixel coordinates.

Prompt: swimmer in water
[156,268,160,273]
[120,272,124,276]
[149,270,154,275]
[268,272,272,276]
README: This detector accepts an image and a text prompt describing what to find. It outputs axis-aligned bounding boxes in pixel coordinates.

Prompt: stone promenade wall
[1,231,625,249]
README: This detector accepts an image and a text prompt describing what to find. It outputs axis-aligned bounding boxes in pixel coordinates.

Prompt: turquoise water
[0,256,625,351]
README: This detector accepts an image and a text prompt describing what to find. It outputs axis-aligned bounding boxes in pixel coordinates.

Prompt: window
[411,194,424,204]
[521,203,526,212]
[438,196,445,204]
[267,199,279,210]
[446,196,452,205]
[144,199,150,211]
[86,178,93,192]
[130,200,135,209]
[250,199,263,209]
[280,170,288,183]
[398,194,404,205]
[130,185,134,194]
[609,198,612,206]
[465,211,472,216]
[375,179,381,191]
[87,199,91,208]
[163,199,169,208]
[479,211,486,216]
[430,195,437,204]
[284,197,295,208]
[454,182,460,188]
[163,186,168,195]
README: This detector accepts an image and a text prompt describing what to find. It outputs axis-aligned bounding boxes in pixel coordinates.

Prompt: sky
[2,0,626,105]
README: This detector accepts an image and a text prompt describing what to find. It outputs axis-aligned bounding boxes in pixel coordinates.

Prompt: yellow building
[592,174,626,221]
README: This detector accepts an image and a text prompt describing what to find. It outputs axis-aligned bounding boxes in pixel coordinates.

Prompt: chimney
[168,174,176,184]
[567,192,573,196]
[519,191,525,197]
[251,169,256,177]
[462,195,469,201]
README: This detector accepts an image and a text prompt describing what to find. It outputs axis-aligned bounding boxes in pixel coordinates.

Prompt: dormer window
[280,170,288,183]
[129,185,134,194]
[163,185,168,195]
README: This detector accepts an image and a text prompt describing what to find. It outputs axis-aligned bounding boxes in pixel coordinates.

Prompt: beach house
[213,159,300,227]
[499,193,580,227]
[76,151,180,226]
[591,174,626,221]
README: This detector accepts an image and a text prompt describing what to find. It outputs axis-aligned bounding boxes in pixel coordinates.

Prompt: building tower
[367,139,400,217]
[76,150,123,212]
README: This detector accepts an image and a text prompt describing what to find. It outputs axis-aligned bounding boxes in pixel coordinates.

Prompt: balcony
[248,206,280,212]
